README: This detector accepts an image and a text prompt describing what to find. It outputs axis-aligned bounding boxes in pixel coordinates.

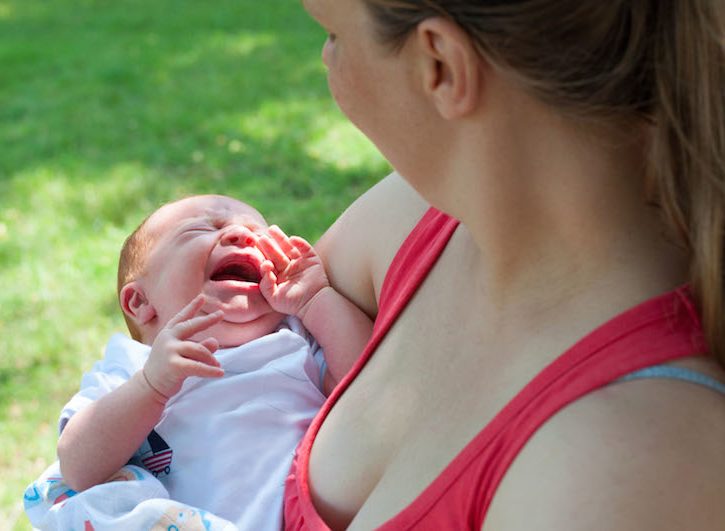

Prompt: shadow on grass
[0,0,383,216]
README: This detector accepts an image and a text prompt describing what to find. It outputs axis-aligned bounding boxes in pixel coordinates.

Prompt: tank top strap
[334,207,458,392]
[376,207,460,334]
[377,286,708,529]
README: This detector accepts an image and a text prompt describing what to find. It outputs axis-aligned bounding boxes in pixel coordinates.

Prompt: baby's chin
[193,312,285,348]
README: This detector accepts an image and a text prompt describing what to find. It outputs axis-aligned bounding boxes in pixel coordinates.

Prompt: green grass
[0,1,388,528]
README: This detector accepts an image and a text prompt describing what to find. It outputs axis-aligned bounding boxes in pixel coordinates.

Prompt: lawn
[0,1,388,528]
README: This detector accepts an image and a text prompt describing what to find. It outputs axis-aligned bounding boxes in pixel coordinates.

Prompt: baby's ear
[119,282,156,325]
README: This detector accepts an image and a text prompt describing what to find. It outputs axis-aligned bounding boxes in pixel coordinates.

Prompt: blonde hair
[364,0,725,365]
[117,212,155,341]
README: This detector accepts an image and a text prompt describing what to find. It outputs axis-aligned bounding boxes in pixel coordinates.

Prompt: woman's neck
[438,89,688,318]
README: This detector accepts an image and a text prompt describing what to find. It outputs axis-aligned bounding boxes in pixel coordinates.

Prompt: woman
[286,0,725,530]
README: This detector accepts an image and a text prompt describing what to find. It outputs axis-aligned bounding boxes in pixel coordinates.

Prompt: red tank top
[284,208,706,530]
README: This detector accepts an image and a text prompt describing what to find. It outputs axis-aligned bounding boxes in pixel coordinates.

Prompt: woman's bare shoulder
[484,375,725,531]
[316,172,429,317]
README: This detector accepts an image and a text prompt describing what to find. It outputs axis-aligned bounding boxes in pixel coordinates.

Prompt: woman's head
[364,1,659,119]
[352,0,724,365]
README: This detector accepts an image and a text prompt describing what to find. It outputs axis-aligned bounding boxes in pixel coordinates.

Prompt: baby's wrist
[133,369,170,406]
[298,285,335,323]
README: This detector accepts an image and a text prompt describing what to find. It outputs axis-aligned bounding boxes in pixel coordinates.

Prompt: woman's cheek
[325,57,347,112]
[327,75,354,125]
[327,71,355,120]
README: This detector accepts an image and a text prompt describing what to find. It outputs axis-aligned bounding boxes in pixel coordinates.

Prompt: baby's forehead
[149,195,267,235]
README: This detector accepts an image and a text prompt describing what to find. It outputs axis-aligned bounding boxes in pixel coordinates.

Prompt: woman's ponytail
[650,1,725,365]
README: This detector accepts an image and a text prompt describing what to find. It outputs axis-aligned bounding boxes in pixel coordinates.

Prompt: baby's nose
[220,225,258,247]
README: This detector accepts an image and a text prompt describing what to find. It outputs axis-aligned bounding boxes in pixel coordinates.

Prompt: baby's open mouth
[210,257,262,283]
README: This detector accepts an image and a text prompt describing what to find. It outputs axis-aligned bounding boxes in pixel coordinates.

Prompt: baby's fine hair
[117,211,156,341]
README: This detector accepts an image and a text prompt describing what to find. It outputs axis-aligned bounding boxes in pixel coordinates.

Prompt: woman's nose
[322,38,332,68]
[220,225,257,247]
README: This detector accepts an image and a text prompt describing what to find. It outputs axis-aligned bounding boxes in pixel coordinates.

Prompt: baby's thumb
[259,262,277,298]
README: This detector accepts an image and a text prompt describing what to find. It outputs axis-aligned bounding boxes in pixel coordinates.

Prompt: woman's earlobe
[415,17,482,120]
[120,282,156,325]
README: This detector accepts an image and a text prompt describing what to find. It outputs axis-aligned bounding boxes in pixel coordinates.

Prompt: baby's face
[139,195,283,347]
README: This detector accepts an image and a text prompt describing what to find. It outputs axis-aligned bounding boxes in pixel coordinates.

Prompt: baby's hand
[257,225,330,320]
[142,295,225,402]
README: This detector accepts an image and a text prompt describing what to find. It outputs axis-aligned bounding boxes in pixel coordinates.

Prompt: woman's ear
[119,282,156,326]
[414,17,484,120]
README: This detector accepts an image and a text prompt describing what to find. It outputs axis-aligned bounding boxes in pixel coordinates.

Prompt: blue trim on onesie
[619,364,725,396]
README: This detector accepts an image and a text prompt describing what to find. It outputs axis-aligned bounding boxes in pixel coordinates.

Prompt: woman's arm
[315,171,430,319]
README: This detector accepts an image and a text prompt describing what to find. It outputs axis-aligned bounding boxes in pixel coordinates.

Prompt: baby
[24,194,372,531]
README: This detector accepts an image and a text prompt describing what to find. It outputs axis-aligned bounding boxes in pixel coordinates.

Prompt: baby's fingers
[178,341,223,371]
[268,225,301,258]
[167,294,206,328]
[258,262,277,299]
[176,357,225,379]
[199,337,219,354]
[258,234,291,272]
[173,310,224,340]
[289,236,313,256]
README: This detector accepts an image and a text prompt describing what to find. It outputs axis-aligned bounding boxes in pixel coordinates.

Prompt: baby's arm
[299,285,373,394]
[259,226,373,394]
[57,296,224,492]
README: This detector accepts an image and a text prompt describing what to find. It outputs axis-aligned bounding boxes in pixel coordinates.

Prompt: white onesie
[25,318,326,531]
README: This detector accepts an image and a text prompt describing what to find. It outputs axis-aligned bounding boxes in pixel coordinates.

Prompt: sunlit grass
[0,1,389,528]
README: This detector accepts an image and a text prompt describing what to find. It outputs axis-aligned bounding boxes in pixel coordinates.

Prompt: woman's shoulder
[484,364,725,530]
[316,172,429,317]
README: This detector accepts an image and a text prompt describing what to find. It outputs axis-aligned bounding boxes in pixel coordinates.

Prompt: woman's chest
[306,249,530,529]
